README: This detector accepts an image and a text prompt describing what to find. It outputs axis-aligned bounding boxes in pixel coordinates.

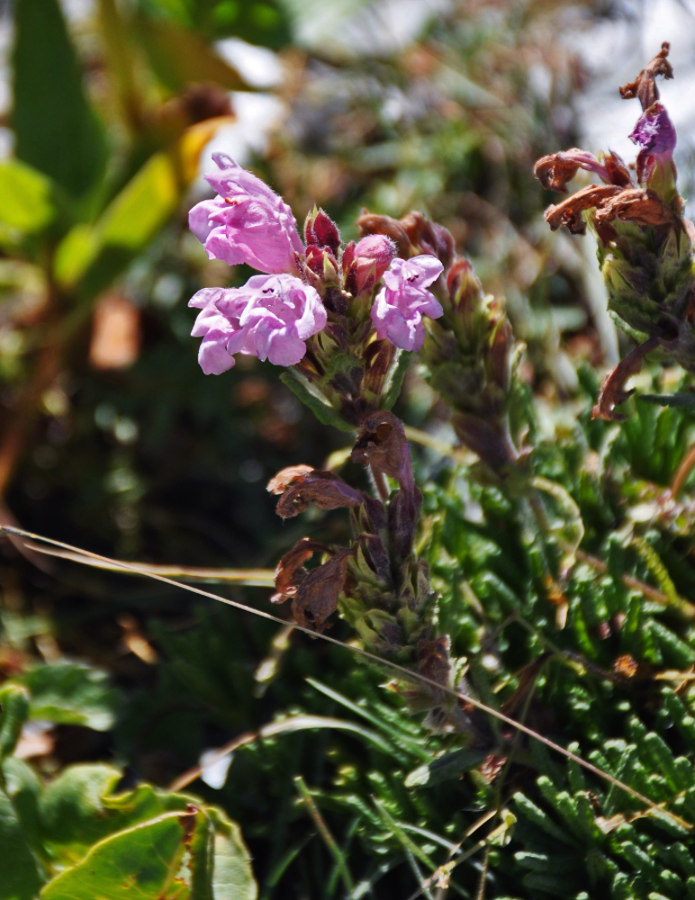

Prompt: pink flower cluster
[188,154,444,371]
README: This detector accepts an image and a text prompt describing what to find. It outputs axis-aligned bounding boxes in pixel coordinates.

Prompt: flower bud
[304,207,341,255]
[344,234,396,295]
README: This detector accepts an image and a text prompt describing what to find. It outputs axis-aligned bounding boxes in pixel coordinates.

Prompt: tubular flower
[630,101,677,190]
[189,153,304,274]
[189,274,327,374]
[370,255,444,351]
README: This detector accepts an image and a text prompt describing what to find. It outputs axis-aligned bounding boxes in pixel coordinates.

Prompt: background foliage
[2,0,695,898]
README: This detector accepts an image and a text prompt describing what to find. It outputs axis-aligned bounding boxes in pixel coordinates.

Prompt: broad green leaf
[39,764,124,864]
[12,0,107,200]
[18,661,120,731]
[0,683,30,762]
[40,800,257,900]
[0,785,43,900]
[98,154,179,250]
[52,224,98,290]
[0,161,58,241]
[40,811,197,900]
[54,152,179,299]
[38,760,257,899]
[207,808,258,900]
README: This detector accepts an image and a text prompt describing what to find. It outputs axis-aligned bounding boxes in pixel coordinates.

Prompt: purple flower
[629,102,677,185]
[189,274,327,374]
[370,255,444,351]
[189,154,304,274]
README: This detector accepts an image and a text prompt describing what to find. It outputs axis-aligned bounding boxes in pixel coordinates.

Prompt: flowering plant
[535,42,695,419]
[186,139,525,728]
[188,153,445,430]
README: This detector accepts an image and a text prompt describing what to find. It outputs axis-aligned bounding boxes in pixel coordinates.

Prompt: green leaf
[404,747,488,788]
[54,152,180,299]
[18,661,120,731]
[0,784,44,900]
[40,810,197,900]
[39,764,124,864]
[0,161,59,243]
[640,392,695,412]
[0,683,30,762]
[39,790,257,900]
[381,347,410,411]
[204,808,258,900]
[280,369,355,433]
[12,0,107,200]
[2,757,44,860]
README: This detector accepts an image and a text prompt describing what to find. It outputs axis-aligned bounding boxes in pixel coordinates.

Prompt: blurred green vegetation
[3,1,695,898]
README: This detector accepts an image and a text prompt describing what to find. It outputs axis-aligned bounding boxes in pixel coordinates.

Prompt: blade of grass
[294,775,355,897]
[170,714,400,792]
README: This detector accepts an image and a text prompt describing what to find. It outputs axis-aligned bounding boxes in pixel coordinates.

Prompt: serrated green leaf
[18,661,120,731]
[12,0,107,200]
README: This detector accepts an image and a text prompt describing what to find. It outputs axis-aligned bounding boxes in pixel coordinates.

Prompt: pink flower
[370,255,444,351]
[189,274,327,374]
[189,154,304,274]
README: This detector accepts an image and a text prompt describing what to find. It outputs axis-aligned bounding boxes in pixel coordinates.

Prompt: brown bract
[356,211,411,255]
[544,185,676,236]
[544,185,623,234]
[267,466,364,519]
[619,42,672,110]
[356,209,455,266]
[352,411,410,484]
[417,636,451,688]
[594,187,678,228]
[272,537,328,599]
[266,465,315,495]
[272,537,352,631]
[591,335,659,420]
[534,149,631,193]
[534,150,589,192]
